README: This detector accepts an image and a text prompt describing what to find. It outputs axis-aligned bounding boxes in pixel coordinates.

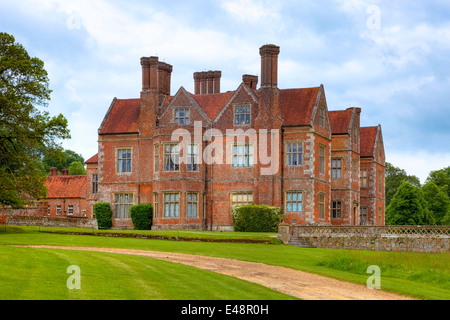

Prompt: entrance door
[353,204,358,225]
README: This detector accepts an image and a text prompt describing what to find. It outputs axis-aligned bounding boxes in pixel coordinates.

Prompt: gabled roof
[85,154,98,164]
[45,175,86,199]
[99,98,140,135]
[360,126,379,158]
[329,109,353,134]
[279,87,321,126]
[190,91,235,121]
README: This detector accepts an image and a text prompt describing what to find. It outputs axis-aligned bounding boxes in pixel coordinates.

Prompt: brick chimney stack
[61,169,69,176]
[243,74,258,90]
[260,44,280,88]
[50,167,58,176]
[193,70,221,95]
[140,56,172,95]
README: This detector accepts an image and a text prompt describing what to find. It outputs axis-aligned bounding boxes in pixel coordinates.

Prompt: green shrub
[94,202,113,230]
[130,203,153,230]
[232,205,281,232]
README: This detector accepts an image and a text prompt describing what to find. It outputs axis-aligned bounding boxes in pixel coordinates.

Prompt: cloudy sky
[1,0,449,183]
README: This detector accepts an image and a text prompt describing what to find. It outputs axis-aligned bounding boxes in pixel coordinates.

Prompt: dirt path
[21,245,415,300]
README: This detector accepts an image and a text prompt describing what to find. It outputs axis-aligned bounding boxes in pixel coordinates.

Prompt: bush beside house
[232,205,281,232]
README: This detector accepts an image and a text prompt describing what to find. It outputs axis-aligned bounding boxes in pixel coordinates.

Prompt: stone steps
[288,237,314,248]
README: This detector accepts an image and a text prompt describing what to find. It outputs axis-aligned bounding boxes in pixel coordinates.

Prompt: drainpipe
[210,122,214,231]
[281,128,284,214]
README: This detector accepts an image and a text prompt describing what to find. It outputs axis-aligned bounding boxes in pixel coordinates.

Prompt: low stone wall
[6,215,98,229]
[278,224,450,253]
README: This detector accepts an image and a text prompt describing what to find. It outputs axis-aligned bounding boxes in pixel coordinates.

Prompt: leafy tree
[0,32,70,208]
[386,181,435,225]
[422,182,450,225]
[425,167,450,198]
[68,161,86,175]
[385,162,421,207]
[40,148,85,174]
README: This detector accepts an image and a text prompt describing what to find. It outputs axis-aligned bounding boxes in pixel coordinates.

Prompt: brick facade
[85,44,385,230]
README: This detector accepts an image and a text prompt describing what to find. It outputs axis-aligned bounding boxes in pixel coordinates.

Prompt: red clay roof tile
[99,99,140,134]
[279,87,320,126]
[85,154,98,164]
[360,126,379,158]
[190,91,235,120]
[329,109,353,134]
[45,175,87,199]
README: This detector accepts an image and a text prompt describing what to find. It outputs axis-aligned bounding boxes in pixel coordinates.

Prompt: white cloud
[361,23,450,70]
[387,150,450,184]
[220,0,281,24]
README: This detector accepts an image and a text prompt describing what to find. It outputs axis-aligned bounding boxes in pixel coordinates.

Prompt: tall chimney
[193,71,221,95]
[200,72,207,95]
[243,74,258,90]
[194,72,201,95]
[141,56,172,94]
[259,44,280,88]
[140,57,150,91]
[50,167,58,176]
[207,71,214,94]
[213,71,221,94]
[158,62,172,96]
[148,56,159,91]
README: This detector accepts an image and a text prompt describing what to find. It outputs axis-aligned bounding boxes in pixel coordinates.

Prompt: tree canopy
[386,181,435,225]
[0,32,70,208]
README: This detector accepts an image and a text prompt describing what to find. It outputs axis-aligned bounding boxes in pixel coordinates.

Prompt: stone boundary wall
[6,215,98,229]
[278,223,450,253]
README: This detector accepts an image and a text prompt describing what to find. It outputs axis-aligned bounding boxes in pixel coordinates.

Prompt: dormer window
[174,108,190,125]
[319,106,325,127]
[234,105,251,125]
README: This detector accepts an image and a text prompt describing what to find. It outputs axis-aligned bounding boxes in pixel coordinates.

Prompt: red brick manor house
[84,44,385,230]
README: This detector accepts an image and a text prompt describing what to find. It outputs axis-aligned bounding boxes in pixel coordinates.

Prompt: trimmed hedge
[94,202,113,230]
[232,204,282,232]
[130,203,153,230]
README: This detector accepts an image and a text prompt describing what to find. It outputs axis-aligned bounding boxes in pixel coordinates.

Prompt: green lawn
[0,245,295,300]
[1,226,449,300]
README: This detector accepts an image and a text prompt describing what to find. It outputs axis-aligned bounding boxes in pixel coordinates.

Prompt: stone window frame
[360,206,368,225]
[154,144,159,173]
[378,207,383,226]
[230,191,254,210]
[174,107,190,126]
[285,191,303,213]
[92,174,98,194]
[285,141,303,167]
[378,170,383,193]
[163,192,180,218]
[113,192,135,219]
[163,143,180,172]
[232,142,254,168]
[331,158,342,180]
[360,168,368,188]
[186,143,200,172]
[153,192,159,219]
[233,104,251,126]
[319,144,326,175]
[319,106,326,127]
[331,200,342,219]
[318,192,326,219]
[352,158,358,182]
[186,192,200,219]
[115,147,133,174]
